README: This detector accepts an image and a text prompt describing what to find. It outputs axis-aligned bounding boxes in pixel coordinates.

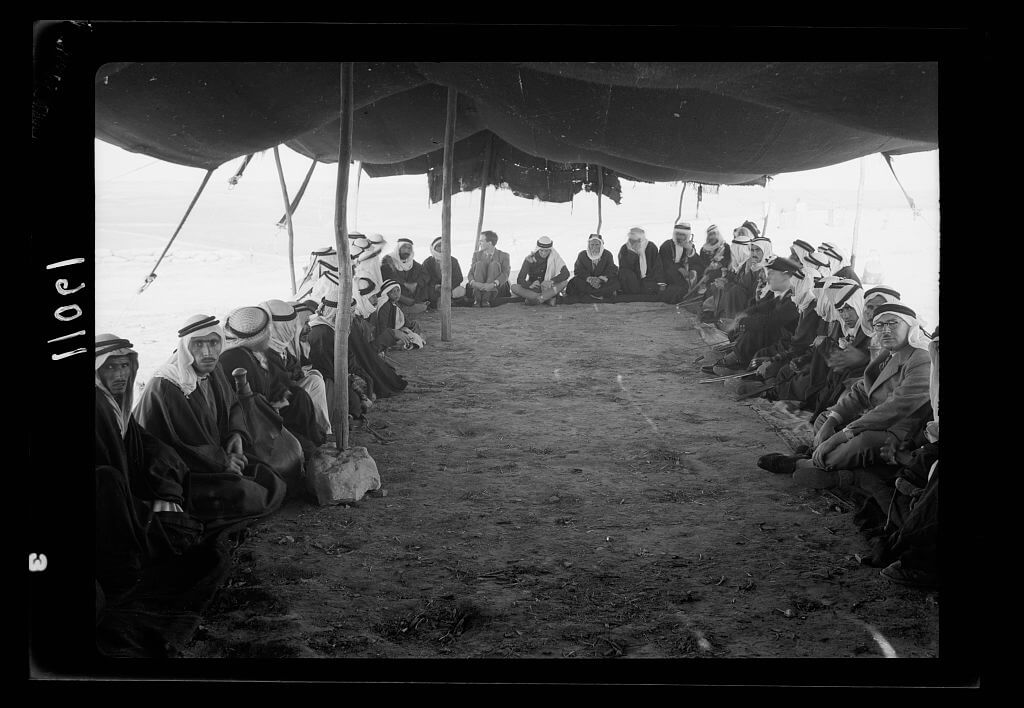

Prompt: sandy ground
[180,301,939,660]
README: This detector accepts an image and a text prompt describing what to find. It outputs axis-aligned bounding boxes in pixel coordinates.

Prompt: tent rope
[675,182,687,223]
[138,168,214,293]
[881,153,922,217]
[276,158,318,226]
[227,154,254,189]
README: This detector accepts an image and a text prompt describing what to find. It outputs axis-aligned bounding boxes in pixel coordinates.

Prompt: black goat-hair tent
[95,61,936,191]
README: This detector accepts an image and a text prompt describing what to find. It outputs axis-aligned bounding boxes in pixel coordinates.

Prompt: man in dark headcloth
[134,314,286,532]
[380,237,429,313]
[566,233,620,302]
[95,333,193,596]
[659,222,705,304]
[617,227,665,300]
[510,236,571,306]
[705,256,802,374]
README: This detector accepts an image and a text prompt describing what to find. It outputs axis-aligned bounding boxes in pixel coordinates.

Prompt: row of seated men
[683,230,939,591]
[298,222,783,311]
[94,268,417,618]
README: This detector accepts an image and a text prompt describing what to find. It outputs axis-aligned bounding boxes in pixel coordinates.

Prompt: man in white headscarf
[354,233,387,290]
[134,315,286,529]
[295,246,339,301]
[659,223,706,304]
[375,279,426,349]
[95,333,192,596]
[566,233,620,302]
[707,256,801,374]
[511,236,571,306]
[422,236,466,310]
[698,221,765,322]
[736,255,829,397]
[381,237,429,313]
[819,242,861,284]
[617,227,664,300]
[768,303,933,489]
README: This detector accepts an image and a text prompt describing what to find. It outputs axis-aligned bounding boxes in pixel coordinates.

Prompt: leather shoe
[756,452,798,474]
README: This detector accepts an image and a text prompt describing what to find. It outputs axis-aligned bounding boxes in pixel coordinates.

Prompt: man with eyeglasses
[758,303,932,487]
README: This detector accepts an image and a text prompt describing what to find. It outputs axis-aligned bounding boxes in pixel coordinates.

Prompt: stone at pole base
[306,445,380,506]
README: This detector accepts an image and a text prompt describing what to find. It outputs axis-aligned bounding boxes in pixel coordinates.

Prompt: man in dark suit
[760,303,933,488]
[466,230,512,307]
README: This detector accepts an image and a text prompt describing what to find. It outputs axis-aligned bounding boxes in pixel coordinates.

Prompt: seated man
[757,304,933,489]
[566,233,620,302]
[705,256,801,373]
[659,222,705,304]
[818,242,861,284]
[735,258,826,398]
[617,227,664,300]
[510,236,571,306]
[466,230,512,307]
[698,221,765,321]
[134,314,287,532]
[422,236,467,310]
[217,303,326,465]
[305,274,407,409]
[375,279,426,350]
[380,237,429,313]
[95,333,193,597]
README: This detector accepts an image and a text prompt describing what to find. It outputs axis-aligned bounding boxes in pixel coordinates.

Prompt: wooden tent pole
[696,184,703,219]
[276,158,317,227]
[850,155,867,269]
[273,146,298,295]
[440,88,457,342]
[596,166,604,235]
[353,161,363,231]
[476,134,494,241]
[675,182,687,224]
[333,62,355,451]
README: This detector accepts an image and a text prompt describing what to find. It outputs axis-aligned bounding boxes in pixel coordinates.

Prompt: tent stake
[476,134,494,241]
[273,146,298,295]
[596,166,604,235]
[675,182,687,224]
[440,87,457,342]
[276,158,317,227]
[138,168,214,292]
[333,62,355,451]
[851,156,867,269]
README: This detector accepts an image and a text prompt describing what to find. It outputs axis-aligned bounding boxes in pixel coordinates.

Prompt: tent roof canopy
[95,61,937,192]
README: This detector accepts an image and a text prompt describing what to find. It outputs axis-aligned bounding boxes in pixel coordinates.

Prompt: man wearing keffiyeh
[758,303,932,488]
[134,314,286,531]
[95,333,193,596]
[422,236,466,310]
[617,227,664,300]
[381,237,429,313]
[566,233,620,302]
[511,236,571,306]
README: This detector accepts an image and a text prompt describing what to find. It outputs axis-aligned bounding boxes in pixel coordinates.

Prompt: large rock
[306,446,380,506]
